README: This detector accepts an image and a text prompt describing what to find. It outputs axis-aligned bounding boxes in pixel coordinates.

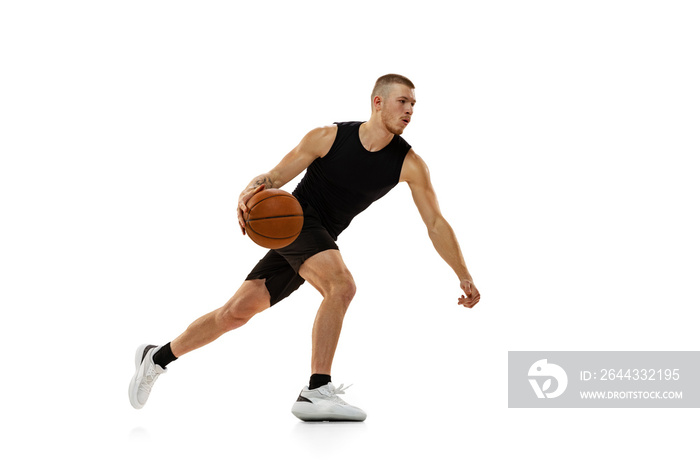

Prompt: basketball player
[129,74,480,421]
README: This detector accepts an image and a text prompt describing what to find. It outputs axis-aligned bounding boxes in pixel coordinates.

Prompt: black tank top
[293,121,411,239]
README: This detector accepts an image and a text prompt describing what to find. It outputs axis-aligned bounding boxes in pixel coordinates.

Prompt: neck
[359,114,394,152]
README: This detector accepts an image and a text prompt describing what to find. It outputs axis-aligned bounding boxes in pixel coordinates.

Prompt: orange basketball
[245,189,304,249]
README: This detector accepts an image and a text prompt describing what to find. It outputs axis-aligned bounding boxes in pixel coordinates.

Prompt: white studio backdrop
[1,1,698,465]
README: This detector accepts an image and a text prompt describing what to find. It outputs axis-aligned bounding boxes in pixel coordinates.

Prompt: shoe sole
[291,402,367,422]
[128,344,150,409]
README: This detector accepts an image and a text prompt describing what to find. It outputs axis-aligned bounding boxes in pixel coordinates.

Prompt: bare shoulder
[399,148,430,184]
[301,125,338,158]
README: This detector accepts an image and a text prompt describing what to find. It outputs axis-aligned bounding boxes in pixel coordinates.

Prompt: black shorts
[245,203,338,306]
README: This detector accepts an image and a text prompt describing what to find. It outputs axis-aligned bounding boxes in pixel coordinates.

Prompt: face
[378,84,416,135]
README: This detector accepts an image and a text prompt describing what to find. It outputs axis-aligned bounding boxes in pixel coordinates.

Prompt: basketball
[245,189,304,249]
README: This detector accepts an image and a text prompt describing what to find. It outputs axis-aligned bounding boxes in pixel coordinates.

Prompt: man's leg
[170,279,271,357]
[297,249,356,375]
[291,249,365,421]
[129,279,271,409]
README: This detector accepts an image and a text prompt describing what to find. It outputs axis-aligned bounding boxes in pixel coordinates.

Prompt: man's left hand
[458,277,480,308]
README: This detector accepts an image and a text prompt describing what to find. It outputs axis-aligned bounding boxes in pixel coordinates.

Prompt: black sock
[153,342,178,368]
[309,373,332,390]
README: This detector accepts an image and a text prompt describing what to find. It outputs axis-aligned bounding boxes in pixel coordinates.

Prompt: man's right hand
[237,184,266,235]
[235,125,336,236]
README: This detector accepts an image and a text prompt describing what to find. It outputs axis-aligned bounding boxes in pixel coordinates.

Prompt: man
[129,74,480,421]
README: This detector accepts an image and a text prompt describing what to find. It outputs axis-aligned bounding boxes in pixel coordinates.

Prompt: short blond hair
[371,74,415,100]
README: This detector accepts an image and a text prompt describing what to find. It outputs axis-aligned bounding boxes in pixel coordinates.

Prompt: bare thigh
[299,249,355,297]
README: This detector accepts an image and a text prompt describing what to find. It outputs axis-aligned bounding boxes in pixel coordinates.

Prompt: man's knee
[217,282,270,331]
[328,273,356,308]
[299,249,356,307]
[218,299,264,331]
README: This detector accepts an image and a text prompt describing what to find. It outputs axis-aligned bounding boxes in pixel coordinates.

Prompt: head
[370,74,416,135]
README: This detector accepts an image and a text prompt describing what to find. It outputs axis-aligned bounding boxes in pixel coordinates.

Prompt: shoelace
[319,383,353,405]
[333,383,352,394]
[139,366,160,394]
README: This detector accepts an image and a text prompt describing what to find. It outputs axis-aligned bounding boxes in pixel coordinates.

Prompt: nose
[405,104,413,115]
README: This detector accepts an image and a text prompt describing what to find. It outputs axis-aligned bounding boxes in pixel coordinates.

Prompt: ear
[372,95,383,112]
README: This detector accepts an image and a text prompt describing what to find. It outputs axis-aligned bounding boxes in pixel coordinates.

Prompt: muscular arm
[237,125,337,233]
[400,149,480,308]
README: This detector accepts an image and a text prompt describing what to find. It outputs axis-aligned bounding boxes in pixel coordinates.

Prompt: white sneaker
[128,344,167,409]
[291,382,367,421]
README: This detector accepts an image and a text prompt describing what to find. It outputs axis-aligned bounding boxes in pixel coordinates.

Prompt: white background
[1,0,698,464]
